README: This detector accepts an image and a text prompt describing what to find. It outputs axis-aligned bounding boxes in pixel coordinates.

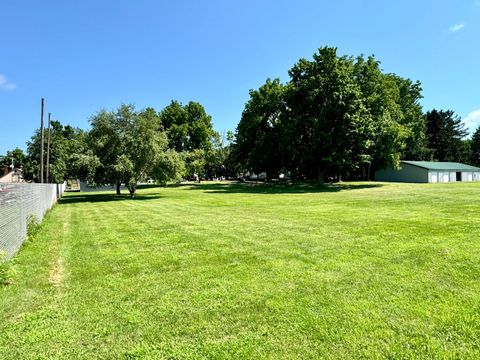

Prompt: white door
[468,173,473,182]
[431,173,438,183]
[443,173,450,182]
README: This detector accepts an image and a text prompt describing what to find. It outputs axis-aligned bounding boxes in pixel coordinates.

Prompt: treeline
[3,46,480,189]
[232,47,477,182]
[3,102,235,196]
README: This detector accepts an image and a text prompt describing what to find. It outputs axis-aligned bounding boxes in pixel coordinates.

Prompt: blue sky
[1,0,479,154]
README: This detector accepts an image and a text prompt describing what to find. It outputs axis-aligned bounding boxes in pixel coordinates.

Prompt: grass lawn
[1,181,480,359]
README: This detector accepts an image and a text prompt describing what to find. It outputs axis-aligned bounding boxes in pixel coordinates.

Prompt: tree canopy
[23,121,87,183]
[9,45,479,189]
[425,109,468,162]
[234,46,428,182]
[1,148,25,169]
[89,104,184,197]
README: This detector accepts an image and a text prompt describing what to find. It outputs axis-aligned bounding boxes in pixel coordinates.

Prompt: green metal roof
[402,161,480,171]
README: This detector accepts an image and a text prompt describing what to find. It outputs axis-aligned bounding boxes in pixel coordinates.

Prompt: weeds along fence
[0,182,66,259]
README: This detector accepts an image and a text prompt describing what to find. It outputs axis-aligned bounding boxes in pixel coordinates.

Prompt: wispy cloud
[0,74,16,91]
[475,1,480,6]
[464,109,480,134]
[450,23,466,32]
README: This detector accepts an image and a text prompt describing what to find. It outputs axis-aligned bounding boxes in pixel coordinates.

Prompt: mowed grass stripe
[1,182,480,358]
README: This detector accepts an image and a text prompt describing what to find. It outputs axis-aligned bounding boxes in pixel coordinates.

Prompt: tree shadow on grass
[184,181,384,194]
[59,192,163,204]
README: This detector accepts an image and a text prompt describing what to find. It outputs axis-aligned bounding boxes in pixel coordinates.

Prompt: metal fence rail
[0,182,65,259]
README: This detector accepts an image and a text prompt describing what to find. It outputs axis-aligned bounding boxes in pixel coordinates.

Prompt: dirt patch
[49,257,65,288]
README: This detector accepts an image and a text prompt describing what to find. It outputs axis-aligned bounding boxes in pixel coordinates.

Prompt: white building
[375,161,480,183]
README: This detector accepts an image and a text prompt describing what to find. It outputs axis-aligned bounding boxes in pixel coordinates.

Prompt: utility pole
[46,112,51,183]
[40,97,45,183]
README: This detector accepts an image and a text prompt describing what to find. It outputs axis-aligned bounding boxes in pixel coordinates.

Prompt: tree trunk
[317,166,324,185]
[116,181,121,195]
[127,184,136,198]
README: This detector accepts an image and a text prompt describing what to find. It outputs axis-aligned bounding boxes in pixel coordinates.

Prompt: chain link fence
[0,182,65,259]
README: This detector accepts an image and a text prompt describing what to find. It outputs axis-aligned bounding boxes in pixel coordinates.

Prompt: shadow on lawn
[59,192,163,204]
[185,182,383,194]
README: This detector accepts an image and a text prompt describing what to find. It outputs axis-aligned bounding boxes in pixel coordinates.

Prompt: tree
[184,149,206,181]
[1,148,26,169]
[457,139,472,164]
[233,47,428,182]
[391,76,428,161]
[234,78,285,180]
[353,56,410,178]
[160,100,216,152]
[159,101,217,178]
[285,47,373,183]
[23,121,87,183]
[425,109,468,162]
[69,150,100,184]
[88,109,123,193]
[471,127,480,166]
[207,130,237,179]
[89,104,184,197]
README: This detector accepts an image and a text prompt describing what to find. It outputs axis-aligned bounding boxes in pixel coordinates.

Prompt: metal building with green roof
[375,161,480,183]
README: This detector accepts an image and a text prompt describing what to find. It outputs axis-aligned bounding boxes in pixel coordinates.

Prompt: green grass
[2,181,480,359]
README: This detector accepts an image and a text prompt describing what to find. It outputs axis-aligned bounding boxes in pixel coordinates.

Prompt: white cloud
[464,109,480,134]
[450,23,466,32]
[0,74,16,90]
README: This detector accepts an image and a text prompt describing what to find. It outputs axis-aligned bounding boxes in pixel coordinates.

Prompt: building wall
[462,172,474,182]
[449,171,456,182]
[439,171,450,182]
[377,163,480,183]
[429,170,480,182]
[375,163,428,183]
[0,171,14,183]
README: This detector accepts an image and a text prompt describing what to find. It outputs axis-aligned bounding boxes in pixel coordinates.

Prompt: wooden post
[46,112,51,183]
[40,98,45,183]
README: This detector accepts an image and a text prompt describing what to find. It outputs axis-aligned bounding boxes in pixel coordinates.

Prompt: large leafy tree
[160,100,216,151]
[353,56,409,178]
[425,109,468,162]
[234,78,285,180]
[159,101,217,178]
[87,109,123,192]
[23,121,87,183]
[234,47,428,182]
[89,104,184,197]
[285,47,373,183]
[1,148,26,169]
[391,76,428,161]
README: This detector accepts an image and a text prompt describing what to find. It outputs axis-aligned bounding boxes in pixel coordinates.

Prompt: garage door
[431,173,438,183]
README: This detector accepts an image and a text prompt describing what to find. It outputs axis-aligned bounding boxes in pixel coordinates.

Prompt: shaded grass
[1,181,480,358]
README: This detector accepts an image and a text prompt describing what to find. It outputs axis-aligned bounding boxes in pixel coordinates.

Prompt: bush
[27,215,41,241]
[0,250,13,286]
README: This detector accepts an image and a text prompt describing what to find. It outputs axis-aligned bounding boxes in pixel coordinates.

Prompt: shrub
[27,215,41,241]
[0,250,13,286]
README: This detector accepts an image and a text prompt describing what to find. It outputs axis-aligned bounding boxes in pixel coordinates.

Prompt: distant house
[0,167,24,183]
[375,161,480,183]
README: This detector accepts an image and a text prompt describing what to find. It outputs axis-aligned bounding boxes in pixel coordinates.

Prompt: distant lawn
[2,181,480,358]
